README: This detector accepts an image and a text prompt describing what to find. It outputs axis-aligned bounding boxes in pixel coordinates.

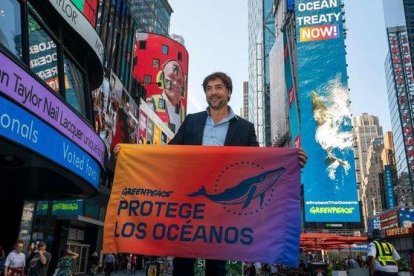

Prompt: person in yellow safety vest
[367,229,400,276]
[147,60,186,133]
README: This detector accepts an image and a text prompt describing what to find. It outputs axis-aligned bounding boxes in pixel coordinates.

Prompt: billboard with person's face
[133,33,189,134]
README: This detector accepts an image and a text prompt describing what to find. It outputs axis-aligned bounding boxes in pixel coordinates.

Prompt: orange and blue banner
[103,145,301,266]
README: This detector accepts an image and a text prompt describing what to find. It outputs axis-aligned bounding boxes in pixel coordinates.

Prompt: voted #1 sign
[104,145,301,266]
[0,95,100,188]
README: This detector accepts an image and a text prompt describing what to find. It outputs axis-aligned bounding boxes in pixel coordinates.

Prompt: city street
[95,272,148,276]
[1,0,413,274]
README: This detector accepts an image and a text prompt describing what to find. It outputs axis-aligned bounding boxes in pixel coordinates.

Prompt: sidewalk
[78,272,147,276]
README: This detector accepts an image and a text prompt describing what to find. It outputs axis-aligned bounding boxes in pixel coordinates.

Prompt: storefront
[385,226,414,264]
[0,0,104,258]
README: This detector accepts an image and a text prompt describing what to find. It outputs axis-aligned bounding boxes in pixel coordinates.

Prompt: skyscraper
[353,113,383,229]
[402,0,414,64]
[364,137,386,226]
[269,0,298,147]
[353,114,384,190]
[248,0,275,146]
[129,0,173,36]
[383,0,414,206]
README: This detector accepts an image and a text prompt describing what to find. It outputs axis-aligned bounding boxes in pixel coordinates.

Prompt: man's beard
[208,97,227,110]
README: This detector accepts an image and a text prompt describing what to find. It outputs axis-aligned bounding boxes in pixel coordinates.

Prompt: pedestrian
[114,72,307,276]
[135,255,143,271]
[26,242,51,276]
[356,255,364,268]
[243,263,256,276]
[346,256,359,270]
[89,252,99,276]
[103,254,115,276]
[25,244,34,260]
[25,243,35,275]
[367,229,400,276]
[55,249,78,276]
[4,240,25,276]
[130,255,136,274]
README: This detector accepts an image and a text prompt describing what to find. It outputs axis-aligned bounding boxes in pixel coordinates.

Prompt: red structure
[133,33,189,133]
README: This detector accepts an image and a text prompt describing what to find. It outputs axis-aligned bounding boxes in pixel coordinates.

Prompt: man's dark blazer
[169,110,259,146]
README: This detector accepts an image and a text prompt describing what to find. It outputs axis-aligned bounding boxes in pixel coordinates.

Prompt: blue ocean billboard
[296,0,360,222]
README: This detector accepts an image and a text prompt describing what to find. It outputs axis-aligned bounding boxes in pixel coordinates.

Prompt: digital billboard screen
[92,71,139,162]
[296,0,360,222]
[0,51,105,166]
[71,0,98,27]
[0,95,100,188]
[384,165,396,209]
[133,33,189,134]
[36,200,84,216]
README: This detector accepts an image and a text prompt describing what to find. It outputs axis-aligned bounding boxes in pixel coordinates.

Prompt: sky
[169,0,393,132]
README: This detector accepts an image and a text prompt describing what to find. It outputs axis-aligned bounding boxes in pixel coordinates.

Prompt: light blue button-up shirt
[202,107,237,146]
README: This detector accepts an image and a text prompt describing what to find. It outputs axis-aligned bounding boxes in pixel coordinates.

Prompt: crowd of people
[102,253,150,276]
[0,240,52,276]
[0,240,102,276]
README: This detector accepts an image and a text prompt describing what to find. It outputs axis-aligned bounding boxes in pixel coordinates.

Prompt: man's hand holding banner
[104,145,301,266]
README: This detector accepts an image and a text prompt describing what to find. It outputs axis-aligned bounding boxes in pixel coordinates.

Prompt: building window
[64,55,86,116]
[144,75,151,84]
[178,52,182,61]
[162,44,169,55]
[28,14,59,92]
[152,58,160,68]
[139,40,146,49]
[0,0,22,58]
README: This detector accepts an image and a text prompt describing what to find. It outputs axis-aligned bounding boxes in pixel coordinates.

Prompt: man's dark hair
[202,72,233,93]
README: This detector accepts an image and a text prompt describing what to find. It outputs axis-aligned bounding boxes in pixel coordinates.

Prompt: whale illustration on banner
[187,167,286,209]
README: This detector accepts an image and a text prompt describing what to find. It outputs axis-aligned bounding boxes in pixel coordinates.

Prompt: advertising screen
[71,0,98,27]
[367,217,381,233]
[0,95,100,188]
[296,0,360,222]
[399,208,414,228]
[0,51,105,166]
[137,99,174,145]
[379,209,399,230]
[27,19,59,93]
[138,110,147,144]
[146,118,154,144]
[92,71,139,162]
[153,124,161,145]
[133,33,189,134]
[387,29,414,176]
[384,165,396,209]
[36,200,84,216]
